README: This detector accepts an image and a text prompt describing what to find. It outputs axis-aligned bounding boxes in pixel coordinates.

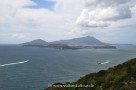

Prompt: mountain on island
[51,36,106,46]
[22,36,107,46]
[21,39,48,46]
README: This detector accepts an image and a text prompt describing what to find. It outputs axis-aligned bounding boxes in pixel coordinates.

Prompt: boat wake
[0,60,29,67]
[101,60,110,64]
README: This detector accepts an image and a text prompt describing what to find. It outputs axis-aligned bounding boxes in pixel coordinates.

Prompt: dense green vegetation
[45,58,136,90]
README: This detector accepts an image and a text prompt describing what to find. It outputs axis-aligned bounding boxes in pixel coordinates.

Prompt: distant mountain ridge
[22,36,107,46]
[21,36,116,49]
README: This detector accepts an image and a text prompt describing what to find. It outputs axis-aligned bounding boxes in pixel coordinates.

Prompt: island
[21,36,116,49]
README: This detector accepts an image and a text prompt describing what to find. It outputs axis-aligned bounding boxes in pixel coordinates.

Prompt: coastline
[45,58,136,90]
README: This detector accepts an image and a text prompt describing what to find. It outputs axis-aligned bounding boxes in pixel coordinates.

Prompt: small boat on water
[97,61,101,65]
[97,60,110,65]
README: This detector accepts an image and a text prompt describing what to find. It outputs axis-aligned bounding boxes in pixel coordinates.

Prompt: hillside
[21,39,49,46]
[45,58,136,90]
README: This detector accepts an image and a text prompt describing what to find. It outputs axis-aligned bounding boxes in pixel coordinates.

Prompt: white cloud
[76,0,136,28]
[0,0,84,43]
[0,0,35,22]
[11,33,26,39]
[85,0,130,7]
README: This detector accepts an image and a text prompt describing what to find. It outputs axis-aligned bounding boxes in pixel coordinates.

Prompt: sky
[0,0,136,44]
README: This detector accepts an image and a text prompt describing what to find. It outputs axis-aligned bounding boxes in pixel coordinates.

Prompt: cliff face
[45,58,136,90]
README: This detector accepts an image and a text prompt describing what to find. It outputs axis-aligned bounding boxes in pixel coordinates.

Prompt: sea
[0,45,136,90]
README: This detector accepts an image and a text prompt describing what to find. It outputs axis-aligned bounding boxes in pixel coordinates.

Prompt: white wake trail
[0,60,29,67]
[101,60,110,64]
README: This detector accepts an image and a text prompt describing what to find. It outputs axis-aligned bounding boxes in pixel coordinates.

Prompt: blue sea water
[0,45,136,90]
